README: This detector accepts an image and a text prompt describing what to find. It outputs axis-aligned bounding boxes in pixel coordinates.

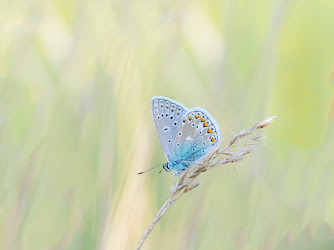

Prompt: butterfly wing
[172,107,222,169]
[151,96,188,161]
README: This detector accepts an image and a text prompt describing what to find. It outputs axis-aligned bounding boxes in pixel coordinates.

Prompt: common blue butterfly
[151,96,222,178]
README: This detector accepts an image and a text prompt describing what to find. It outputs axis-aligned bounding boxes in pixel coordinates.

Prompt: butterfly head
[163,162,172,172]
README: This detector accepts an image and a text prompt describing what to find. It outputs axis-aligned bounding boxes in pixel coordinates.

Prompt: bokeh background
[1,0,334,249]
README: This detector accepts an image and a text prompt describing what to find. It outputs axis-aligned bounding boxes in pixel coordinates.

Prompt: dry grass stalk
[136,116,276,250]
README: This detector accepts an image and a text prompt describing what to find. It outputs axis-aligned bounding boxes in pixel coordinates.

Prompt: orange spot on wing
[204,122,209,127]
[201,117,205,122]
[211,138,216,142]
[195,115,200,119]
[183,118,186,122]
[189,116,192,120]
[208,128,213,133]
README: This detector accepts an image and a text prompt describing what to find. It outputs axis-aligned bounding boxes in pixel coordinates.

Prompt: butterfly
[150,96,222,179]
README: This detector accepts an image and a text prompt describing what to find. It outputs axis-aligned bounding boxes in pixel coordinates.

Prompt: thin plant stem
[136,116,276,250]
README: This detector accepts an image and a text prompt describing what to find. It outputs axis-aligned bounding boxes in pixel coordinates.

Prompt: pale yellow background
[0,0,334,249]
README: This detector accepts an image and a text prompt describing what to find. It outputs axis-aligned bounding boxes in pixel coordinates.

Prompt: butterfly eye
[168,140,171,143]
[176,143,180,147]
[166,113,168,117]
[161,113,164,117]
[173,122,178,126]
[165,163,170,170]
[170,116,174,120]
[157,116,160,119]
[178,132,182,136]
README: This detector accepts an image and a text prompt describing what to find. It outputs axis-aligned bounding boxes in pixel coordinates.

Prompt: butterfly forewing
[172,107,222,164]
[151,97,188,161]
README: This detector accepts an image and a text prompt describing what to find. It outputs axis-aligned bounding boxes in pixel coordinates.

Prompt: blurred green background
[1,0,334,249]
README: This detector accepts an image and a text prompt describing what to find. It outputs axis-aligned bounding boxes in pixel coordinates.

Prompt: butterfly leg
[172,172,181,186]
[169,173,178,190]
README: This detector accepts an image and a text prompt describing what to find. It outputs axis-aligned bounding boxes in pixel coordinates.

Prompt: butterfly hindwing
[172,107,222,165]
[151,97,188,160]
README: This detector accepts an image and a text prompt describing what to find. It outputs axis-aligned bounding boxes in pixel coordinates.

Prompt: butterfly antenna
[137,164,164,175]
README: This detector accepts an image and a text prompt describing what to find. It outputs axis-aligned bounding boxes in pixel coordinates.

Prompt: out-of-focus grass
[0,0,333,249]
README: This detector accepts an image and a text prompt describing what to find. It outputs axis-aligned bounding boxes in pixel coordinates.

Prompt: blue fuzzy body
[168,141,210,174]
